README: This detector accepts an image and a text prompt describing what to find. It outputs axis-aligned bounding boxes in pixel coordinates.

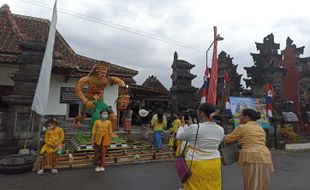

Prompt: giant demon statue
[74,64,125,131]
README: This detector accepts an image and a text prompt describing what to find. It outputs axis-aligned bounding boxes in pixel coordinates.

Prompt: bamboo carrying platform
[35,134,174,169]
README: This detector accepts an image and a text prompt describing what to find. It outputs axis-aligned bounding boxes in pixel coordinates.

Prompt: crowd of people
[37,103,274,190]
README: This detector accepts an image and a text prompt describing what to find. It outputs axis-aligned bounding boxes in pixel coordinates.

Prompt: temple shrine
[170,52,199,114]
[217,51,243,108]
[244,33,286,115]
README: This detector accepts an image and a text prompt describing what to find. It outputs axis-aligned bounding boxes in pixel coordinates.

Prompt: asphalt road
[1,150,310,190]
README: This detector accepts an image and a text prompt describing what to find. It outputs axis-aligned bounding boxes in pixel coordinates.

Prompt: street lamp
[205,34,224,68]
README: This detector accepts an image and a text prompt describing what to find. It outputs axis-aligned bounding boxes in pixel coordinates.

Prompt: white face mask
[101,114,109,119]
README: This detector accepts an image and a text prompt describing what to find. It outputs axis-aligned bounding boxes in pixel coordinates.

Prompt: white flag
[31,0,57,115]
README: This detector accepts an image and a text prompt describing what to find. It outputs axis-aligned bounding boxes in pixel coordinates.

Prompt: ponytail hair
[210,112,221,121]
[157,112,163,124]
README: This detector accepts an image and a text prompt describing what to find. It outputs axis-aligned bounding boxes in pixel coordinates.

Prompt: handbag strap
[180,122,200,171]
[181,141,188,157]
[189,122,200,170]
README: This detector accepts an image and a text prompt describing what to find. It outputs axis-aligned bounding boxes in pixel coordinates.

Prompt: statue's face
[117,97,130,111]
[95,66,108,79]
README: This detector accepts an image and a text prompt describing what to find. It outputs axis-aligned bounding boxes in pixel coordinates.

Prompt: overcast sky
[2,0,310,89]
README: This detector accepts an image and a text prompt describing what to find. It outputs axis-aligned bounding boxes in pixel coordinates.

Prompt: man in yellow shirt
[92,110,112,172]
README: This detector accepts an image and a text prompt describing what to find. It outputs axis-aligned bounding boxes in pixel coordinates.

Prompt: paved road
[1,150,309,190]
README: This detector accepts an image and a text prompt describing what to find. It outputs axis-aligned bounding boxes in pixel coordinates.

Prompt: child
[37,119,64,175]
[92,110,112,172]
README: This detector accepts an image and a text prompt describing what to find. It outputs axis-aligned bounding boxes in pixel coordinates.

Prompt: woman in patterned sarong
[138,108,151,139]
[225,109,274,190]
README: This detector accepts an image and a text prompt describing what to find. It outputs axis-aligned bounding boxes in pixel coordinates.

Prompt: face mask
[46,124,55,130]
[101,114,109,119]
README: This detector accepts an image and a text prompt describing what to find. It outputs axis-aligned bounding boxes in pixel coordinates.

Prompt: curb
[285,142,310,151]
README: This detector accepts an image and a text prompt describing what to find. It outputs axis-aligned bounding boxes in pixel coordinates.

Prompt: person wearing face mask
[91,110,112,172]
[224,109,274,190]
[176,103,224,190]
[37,119,64,175]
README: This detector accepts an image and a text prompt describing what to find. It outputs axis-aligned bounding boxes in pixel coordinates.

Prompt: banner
[229,96,270,128]
[31,0,57,115]
[200,67,210,104]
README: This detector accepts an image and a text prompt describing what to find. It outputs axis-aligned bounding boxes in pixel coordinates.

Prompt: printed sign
[60,87,86,104]
[229,96,270,128]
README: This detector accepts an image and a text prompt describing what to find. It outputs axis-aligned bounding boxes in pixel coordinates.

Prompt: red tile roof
[0,4,138,79]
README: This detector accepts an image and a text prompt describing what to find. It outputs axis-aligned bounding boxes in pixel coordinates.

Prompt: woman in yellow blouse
[151,109,167,150]
[224,109,274,190]
[169,113,182,156]
[37,119,64,175]
[92,110,113,172]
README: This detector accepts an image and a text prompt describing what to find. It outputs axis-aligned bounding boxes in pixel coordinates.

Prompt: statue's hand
[73,117,82,128]
[120,81,126,87]
[85,101,95,109]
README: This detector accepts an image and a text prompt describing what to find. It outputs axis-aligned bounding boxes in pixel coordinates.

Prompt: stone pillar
[3,41,45,148]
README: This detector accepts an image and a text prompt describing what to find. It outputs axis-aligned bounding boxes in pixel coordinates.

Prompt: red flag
[207,26,219,105]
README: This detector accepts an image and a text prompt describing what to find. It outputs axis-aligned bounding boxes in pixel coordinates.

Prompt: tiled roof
[142,75,169,92]
[130,84,171,96]
[0,4,138,76]
[0,54,17,63]
[65,71,136,84]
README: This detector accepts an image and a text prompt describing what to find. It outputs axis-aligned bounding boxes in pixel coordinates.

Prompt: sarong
[41,152,57,169]
[183,158,222,190]
[153,131,163,150]
[141,123,150,139]
[94,144,107,166]
[123,118,132,131]
[242,163,273,190]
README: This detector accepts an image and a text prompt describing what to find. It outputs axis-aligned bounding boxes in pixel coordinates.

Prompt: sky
[2,0,310,89]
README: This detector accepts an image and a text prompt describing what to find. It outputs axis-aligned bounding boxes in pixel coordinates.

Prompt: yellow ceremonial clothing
[225,121,273,166]
[176,122,224,190]
[225,121,274,190]
[92,119,112,146]
[151,115,167,131]
[171,118,181,133]
[40,127,64,154]
[184,158,222,190]
[170,118,182,156]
